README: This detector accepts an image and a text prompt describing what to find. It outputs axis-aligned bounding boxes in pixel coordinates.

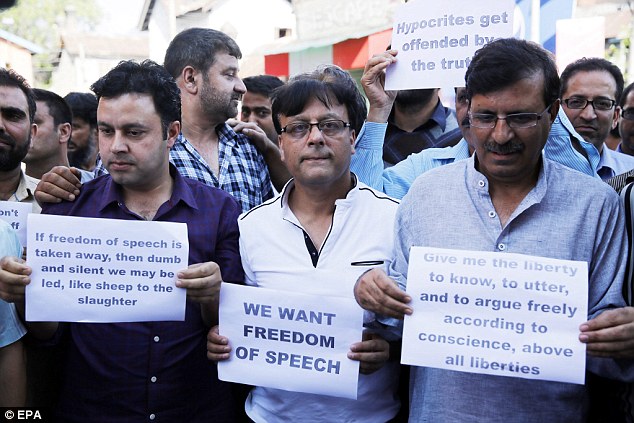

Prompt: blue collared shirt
[42,165,244,423]
[597,146,634,180]
[96,126,273,212]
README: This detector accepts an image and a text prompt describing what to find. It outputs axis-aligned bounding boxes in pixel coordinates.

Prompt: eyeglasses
[281,119,351,139]
[622,108,634,121]
[469,105,551,129]
[563,97,616,111]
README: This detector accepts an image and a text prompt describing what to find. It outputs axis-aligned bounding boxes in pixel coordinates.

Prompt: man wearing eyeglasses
[207,72,401,422]
[354,38,634,421]
[560,58,634,180]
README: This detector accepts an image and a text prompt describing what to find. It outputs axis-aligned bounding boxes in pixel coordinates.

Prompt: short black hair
[465,38,559,108]
[0,68,36,122]
[64,92,98,128]
[33,88,72,127]
[243,75,284,98]
[164,28,242,80]
[272,76,361,135]
[91,60,181,138]
[285,65,367,134]
[560,57,624,103]
[620,81,634,108]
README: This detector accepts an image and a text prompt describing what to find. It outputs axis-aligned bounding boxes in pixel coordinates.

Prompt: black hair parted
[560,57,624,103]
[465,38,559,108]
[243,75,284,98]
[271,77,361,135]
[91,60,181,138]
[64,92,97,127]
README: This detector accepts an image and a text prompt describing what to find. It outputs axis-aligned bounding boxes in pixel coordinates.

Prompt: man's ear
[349,129,356,155]
[612,106,620,130]
[181,66,198,94]
[30,122,37,143]
[549,99,560,123]
[58,122,72,144]
[278,135,286,163]
[166,121,181,149]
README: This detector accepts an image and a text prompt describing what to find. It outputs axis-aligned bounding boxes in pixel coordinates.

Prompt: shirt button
[153,336,160,343]
[149,414,156,420]
[498,243,506,251]
[151,376,157,383]
[478,180,486,187]
[488,211,496,218]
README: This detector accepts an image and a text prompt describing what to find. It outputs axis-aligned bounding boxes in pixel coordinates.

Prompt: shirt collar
[97,164,198,213]
[15,170,37,202]
[278,174,359,220]
[468,153,548,205]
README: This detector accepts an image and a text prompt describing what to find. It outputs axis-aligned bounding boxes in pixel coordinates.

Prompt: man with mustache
[354,38,634,421]
[351,51,597,201]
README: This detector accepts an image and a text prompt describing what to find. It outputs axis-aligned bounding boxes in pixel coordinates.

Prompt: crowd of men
[1,25,634,423]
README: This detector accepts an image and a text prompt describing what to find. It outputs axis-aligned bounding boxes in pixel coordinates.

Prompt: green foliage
[0,0,99,48]
[0,0,100,86]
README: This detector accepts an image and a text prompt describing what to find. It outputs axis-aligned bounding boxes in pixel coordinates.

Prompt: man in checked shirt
[36,28,290,213]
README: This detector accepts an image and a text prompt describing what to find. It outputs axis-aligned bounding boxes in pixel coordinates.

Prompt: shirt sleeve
[215,197,245,285]
[351,122,388,191]
[585,191,634,381]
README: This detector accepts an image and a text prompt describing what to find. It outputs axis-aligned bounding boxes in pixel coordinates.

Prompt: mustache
[483,140,524,154]
[0,132,16,147]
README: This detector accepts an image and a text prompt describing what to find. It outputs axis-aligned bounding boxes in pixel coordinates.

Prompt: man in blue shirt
[0,60,244,422]
[560,57,634,180]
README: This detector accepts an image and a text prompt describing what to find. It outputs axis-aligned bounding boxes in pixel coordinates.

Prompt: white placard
[385,0,514,90]
[402,247,587,384]
[218,283,363,399]
[25,214,189,322]
[0,201,31,247]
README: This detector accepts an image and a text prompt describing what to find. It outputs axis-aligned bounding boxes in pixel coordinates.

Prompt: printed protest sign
[0,201,31,247]
[402,247,587,384]
[25,214,189,322]
[386,0,514,90]
[218,283,363,399]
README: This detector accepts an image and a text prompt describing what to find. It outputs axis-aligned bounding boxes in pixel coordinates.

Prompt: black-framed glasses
[563,97,616,111]
[281,119,351,139]
[622,108,634,121]
[469,105,551,129]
